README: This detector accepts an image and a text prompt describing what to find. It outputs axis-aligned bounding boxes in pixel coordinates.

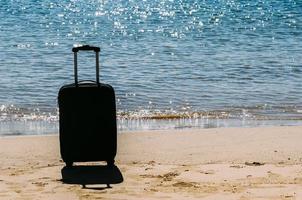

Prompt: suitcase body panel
[58,46,117,165]
[58,83,117,164]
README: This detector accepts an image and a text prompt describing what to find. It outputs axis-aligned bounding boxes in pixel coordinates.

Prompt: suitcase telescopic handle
[72,45,100,86]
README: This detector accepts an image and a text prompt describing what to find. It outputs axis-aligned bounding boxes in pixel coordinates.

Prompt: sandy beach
[1,126,302,199]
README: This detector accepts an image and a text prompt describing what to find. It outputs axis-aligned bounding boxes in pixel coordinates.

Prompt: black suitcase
[58,45,117,167]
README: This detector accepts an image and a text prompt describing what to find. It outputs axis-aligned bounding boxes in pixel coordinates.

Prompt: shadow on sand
[61,165,123,190]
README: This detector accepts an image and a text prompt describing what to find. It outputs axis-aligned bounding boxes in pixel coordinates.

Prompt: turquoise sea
[0,0,302,135]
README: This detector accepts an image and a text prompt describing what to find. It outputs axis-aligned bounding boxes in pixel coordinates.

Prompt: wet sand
[1,126,302,199]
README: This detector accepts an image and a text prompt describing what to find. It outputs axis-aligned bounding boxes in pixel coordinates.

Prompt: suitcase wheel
[66,161,73,168]
[107,159,115,167]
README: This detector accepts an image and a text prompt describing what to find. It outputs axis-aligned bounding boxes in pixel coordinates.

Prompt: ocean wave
[0,105,58,122]
[1,104,302,122]
[1,104,302,135]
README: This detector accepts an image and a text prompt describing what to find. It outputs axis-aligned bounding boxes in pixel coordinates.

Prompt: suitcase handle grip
[73,45,100,86]
[72,45,100,52]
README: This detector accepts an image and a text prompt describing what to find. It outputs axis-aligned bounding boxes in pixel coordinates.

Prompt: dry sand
[1,126,302,199]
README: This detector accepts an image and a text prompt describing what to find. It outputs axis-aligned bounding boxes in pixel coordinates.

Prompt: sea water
[0,0,302,135]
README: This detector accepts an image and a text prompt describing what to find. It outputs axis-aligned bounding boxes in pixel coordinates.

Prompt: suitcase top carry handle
[73,45,100,86]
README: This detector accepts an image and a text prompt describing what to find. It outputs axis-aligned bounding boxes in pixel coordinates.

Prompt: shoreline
[2,120,302,137]
[1,126,302,199]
